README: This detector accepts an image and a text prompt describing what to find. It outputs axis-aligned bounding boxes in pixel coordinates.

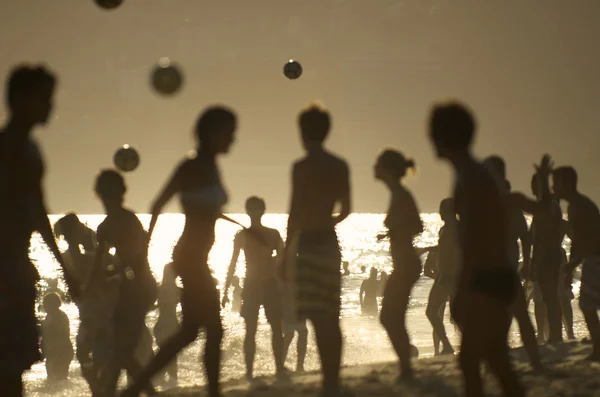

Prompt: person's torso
[531,199,563,267]
[292,152,347,232]
[385,186,423,270]
[241,227,280,282]
[568,194,600,258]
[454,161,511,269]
[0,134,44,259]
[437,222,460,274]
[177,157,227,245]
[98,209,150,277]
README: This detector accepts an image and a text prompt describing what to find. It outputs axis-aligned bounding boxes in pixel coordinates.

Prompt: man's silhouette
[428,101,524,397]
[223,196,286,380]
[0,65,78,396]
[285,103,351,396]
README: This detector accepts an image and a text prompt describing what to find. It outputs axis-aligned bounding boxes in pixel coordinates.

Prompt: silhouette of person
[374,149,423,382]
[426,197,459,356]
[41,292,74,381]
[123,106,236,397]
[378,271,388,297]
[153,262,181,387]
[54,213,98,281]
[284,103,351,395]
[559,220,576,340]
[222,196,286,380]
[428,101,524,397]
[0,65,79,397]
[342,261,350,276]
[511,165,564,344]
[484,155,542,369]
[91,170,158,396]
[553,164,600,361]
[360,268,379,316]
[230,276,242,313]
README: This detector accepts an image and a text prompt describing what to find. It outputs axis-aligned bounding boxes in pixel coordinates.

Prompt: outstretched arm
[333,163,351,226]
[148,168,181,240]
[222,233,243,305]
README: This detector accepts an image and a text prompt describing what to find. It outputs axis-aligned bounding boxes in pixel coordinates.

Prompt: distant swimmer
[342,261,350,276]
[284,103,351,396]
[426,198,459,356]
[123,106,237,397]
[378,271,388,297]
[41,292,74,382]
[359,268,379,316]
[230,276,242,313]
[374,149,423,382]
[0,65,80,397]
[428,102,524,397]
[552,163,600,361]
[222,196,287,380]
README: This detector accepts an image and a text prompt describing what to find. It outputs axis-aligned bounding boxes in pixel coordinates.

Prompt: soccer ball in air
[113,145,140,172]
[151,59,183,96]
[94,0,123,10]
[283,60,303,80]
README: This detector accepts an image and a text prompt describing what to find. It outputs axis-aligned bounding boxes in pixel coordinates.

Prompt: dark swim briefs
[295,229,342,319]
[241,279,282,323]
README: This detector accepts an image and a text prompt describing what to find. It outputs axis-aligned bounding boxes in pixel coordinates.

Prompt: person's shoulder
[324,151,348,168]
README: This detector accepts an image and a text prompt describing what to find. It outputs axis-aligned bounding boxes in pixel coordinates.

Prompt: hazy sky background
[1,0,599,214]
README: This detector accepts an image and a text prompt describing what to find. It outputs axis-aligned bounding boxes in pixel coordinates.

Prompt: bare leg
[297,322,308,372]
[204,319,224,397]
[310,314,342,391]
[511,286,542,369]
[426,282,454,354]
[243,317,258,379]
[560,295,575,339]
[270,320,285,374]
[533,299,547,343]
[282,328,294,364]
[380,272,417,379]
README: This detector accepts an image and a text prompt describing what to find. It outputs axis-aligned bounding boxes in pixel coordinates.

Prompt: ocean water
[24,213,586,396]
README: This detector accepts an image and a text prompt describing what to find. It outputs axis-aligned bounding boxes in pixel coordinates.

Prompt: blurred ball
[94,0,123,10]
[151,58,183,96]
[113,145,140,172]
[283,59,303,80]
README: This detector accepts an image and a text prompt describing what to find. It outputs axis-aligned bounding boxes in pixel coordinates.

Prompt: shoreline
[160,341,598,397]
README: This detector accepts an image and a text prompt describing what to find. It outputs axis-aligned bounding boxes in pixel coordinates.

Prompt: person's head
[439,198,456,222]
[343,261,349,270]
[43,292,62,313]
[7,65,56,125]
[298,102,331,149]
[47,278,58,289]
[232,275,240,288]
[370,267,378,279]
[245,196,266,221]
[380,271,388,279]
[374,149,416,183]
[360,265,366,273]
[483,155,506,180]
[552,166,578,200]
[428,101,476,160]
[95,169,126,208]
[194,106,236,154]
[54,212,82,244]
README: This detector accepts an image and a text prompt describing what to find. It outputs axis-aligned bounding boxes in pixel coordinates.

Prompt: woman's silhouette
[123,106,236,397]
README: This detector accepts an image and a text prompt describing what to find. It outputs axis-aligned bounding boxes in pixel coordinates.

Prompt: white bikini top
[180,184,228,212]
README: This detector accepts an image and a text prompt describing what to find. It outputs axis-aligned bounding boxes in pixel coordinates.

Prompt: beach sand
[158,341,599,397]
